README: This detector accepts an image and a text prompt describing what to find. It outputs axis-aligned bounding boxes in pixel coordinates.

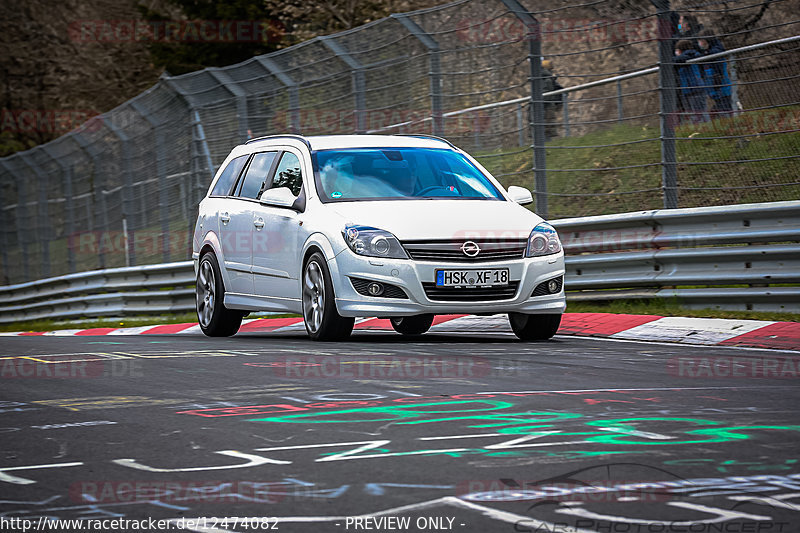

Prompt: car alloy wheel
[303,260,325,334]
[197,258,216,328]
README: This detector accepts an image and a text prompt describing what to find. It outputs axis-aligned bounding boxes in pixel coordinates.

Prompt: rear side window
[237,151,279,199]
[210,155,248,197]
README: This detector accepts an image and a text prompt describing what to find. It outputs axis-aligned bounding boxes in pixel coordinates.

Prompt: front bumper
[328,248,566,317]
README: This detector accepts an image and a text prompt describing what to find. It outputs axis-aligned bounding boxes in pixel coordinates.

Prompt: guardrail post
[503,0,547,217]
[0,160,27,282]
[392,14,444,137]
[652,0,679,209]
[256,57,301,133]
[41,145,77,273]
[319,36,367,134]
[71,132,109,269]
[130,99,171,263]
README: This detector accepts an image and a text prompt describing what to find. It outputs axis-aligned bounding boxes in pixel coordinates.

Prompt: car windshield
[313,148,504,202]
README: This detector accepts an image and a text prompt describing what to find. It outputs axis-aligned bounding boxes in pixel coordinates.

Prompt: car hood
[327,200,543,241]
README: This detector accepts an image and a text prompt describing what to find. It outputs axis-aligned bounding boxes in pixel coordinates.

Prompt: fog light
[548,279,560,293]
[367,282,384,296]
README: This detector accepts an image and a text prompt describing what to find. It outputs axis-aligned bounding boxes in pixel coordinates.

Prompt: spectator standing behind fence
[678,14,705,49]
[540,59,564,141]
[697,30,734,118]
[675,40,710,124]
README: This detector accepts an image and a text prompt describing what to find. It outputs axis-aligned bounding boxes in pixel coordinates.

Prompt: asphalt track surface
[1,326,799,533]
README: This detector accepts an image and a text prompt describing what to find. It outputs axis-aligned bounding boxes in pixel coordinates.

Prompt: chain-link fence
[1,0,798,285]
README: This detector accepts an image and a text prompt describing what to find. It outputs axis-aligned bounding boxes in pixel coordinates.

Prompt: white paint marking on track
[107,326,160,336]
[610,316,774,345]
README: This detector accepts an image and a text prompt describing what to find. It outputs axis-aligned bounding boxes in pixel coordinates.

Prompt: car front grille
[402,239,527,263]
[422,281,520,302]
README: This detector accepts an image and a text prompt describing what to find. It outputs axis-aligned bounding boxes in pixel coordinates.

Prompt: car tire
[302,252,354,341]
[390,314,434,335]
[197,252,243,337]
[508,313,561,341]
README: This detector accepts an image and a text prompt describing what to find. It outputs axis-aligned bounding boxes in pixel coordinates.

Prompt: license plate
[436,269,509,287]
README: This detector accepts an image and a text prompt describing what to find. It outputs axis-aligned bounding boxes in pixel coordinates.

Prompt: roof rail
[393,134,457,149]
[245,134,311,149]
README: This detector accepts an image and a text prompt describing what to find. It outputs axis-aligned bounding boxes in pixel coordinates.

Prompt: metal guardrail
[0,262,194,323]
[0,201,798,323]
[554,200,800,312]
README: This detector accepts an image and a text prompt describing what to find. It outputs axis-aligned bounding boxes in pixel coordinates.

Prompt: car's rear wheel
[197,252,243,337]
[508,313,561,341]
[390,314,434,335]
[302,252,354,341]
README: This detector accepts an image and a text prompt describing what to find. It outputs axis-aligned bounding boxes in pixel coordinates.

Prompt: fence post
[71,132,109,269]
[617,79,624,123]
[503,0,547,217]
[256,57,301,133]
[392,14,444,137]
[652,0,678,209]
[41,145,76,273]
[729,54,740,115]
[0,160,27,282]
[319,36,367,134]
[205,69,250,143]
[562,94,570,138]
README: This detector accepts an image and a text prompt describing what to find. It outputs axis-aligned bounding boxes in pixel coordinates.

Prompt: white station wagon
[193,134,565,341]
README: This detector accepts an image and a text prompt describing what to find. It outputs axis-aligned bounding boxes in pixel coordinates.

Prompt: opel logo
[461,241,481,257]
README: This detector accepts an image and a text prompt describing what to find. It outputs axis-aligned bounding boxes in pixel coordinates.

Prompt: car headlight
[342,224,408,259]
[526,222,562,257]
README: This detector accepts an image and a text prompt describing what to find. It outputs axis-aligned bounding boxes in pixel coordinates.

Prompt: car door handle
[220,212,230,224]
[254,217,265,229]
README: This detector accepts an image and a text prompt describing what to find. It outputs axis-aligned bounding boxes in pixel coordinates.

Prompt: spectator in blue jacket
[675,40,710,124]
[697,30,734,118]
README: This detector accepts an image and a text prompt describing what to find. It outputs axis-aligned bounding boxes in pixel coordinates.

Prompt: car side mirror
[507,185,533,205]
[259,187,297,209]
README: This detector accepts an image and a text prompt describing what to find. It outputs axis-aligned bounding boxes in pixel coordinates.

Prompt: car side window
[270,152,303,197]
[210,155,248,197]
[236,151,278,199]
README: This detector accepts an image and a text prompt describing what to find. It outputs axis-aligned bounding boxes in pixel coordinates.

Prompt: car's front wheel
[197,252,243,337]
[302,252,354,341]
[508,313,561,341]
[390,314,434,335]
